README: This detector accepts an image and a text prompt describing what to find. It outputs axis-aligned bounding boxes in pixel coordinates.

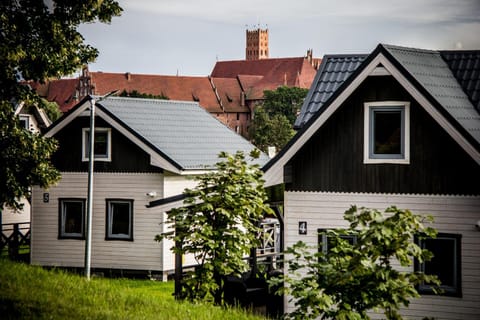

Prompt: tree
[0,0,122,209]
[271,206,440,320]
[249,106,295,152]
[262,86,309,124]
[156,150,274,304]
[119,89,169,100]
[250,86,308,152]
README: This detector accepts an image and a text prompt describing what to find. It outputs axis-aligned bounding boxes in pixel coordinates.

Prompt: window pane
[94,132,108,157]
[111,202,130,236]
[84,130,109,158]
[424,238,456,287]
[63,201,83,235]
[374,111,401,154]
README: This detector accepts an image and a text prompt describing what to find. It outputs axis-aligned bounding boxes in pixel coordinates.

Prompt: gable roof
[263,44,480,186]
[46,96,267,173]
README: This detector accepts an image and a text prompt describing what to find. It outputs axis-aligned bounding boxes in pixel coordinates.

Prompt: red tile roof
[89,72,223,113]
[210,77,250,113]
[210,57,320,100]
[30,78,79,112]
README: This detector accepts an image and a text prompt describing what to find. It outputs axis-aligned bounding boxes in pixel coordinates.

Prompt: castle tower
[246,27,269,60]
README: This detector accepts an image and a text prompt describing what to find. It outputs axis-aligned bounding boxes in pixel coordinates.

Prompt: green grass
[0,259,266,320]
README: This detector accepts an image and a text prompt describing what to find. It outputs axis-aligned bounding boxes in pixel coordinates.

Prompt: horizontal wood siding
[161,174,200,271]
[52,117,162,173]
[287,76,480,195]
[284,191,480,319]
[31,172,165,271]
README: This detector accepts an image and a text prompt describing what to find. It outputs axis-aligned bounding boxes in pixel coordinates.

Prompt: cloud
[123,0,480,26]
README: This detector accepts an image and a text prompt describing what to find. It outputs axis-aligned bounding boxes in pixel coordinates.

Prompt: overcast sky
[78,0,480,77]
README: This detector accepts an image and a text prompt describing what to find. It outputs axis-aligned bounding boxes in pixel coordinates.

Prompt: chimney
[125,72,131,81]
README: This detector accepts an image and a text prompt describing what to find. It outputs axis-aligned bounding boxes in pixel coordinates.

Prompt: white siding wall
[161,174,200,271]
[31,172,165,271]
[163,174,198,197]
[284,191,480,320]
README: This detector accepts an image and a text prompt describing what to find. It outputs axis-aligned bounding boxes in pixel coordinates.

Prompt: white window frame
[106,199,133,241]
[59,198,85,239]
[19,115,30,130]
[364,101,410,164]
[82,127,112,162]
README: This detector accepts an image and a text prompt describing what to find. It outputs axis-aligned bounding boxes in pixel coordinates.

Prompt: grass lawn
[0,259,266,320]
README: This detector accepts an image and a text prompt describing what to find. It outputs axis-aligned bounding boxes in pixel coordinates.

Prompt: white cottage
[31,96,266,279]
[263,44,480,319]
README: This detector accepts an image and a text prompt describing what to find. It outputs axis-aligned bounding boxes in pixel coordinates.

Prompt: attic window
[364,101,410,164]
[82,128,112,162]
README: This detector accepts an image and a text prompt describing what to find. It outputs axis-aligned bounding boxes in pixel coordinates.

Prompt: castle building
[246,27,269,60]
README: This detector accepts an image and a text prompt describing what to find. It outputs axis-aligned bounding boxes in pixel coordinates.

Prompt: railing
[1,222,31,262]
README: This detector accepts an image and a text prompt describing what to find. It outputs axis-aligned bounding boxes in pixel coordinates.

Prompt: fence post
[9,223,19,260]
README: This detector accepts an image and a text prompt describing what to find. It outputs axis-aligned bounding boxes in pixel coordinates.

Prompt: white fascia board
[379,56,480,165]
[35,106,52,127]
[264,52,480,184]
[94,108,182,174]
[45,100,182,174]
[45,100,91,137]
[264,54,382,185]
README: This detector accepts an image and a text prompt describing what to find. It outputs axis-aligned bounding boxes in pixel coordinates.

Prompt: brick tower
[246,27,269,60]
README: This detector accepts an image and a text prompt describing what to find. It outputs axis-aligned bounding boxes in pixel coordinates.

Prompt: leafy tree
[119,89,169,100]
[271,206,439,320]
[0,0,122,209]
[39,98,62,122]
[250,86,307,152]
[250,106,295,153]
[0,101,60,210]
[156,150,274,304]
[262,86,309,124]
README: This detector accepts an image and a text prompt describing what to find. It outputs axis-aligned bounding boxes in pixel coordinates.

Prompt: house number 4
[298,221,307,235]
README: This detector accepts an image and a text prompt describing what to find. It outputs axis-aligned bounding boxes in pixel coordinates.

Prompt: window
[415,233,462,297]
[82,128,111,162]
[19,115,30,130]
[59,198,85,239]
[364,101,410,164]
[106,199,133,241]
[318,229,357,254]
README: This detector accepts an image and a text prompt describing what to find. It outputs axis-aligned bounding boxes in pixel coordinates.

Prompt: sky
[78,0,480,77]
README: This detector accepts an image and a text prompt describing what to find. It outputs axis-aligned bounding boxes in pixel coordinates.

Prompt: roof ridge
[98,96,199,106]
[322,54,368,58]
[382,43,440,54]
[214,56,310,64]
[90,71,208,79]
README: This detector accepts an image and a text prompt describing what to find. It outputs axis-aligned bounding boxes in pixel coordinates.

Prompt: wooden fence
[1,222,31,262]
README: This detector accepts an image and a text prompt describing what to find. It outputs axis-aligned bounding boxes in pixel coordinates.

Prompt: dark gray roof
[293,44,480,146]
[98,97,268,170]
[383,44,480,144]
[440,50,480,112]
[294,54,367,129]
